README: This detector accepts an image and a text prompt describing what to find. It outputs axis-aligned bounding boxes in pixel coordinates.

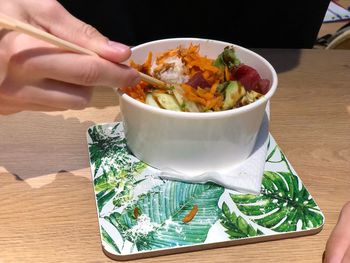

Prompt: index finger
[324,202,350,263]
[32,1,131,63]
[10,47,140,88]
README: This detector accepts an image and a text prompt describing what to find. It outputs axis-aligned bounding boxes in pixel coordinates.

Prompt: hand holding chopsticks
[0,1,165,114]
[0,13,167,89]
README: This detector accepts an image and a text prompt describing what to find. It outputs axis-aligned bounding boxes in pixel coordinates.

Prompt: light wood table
[0,49,349,263]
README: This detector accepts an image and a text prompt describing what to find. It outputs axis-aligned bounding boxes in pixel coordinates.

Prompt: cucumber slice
[172,85,185,106]
[153,93,181,111]
[145,93,161,108]
[172,85,200,112]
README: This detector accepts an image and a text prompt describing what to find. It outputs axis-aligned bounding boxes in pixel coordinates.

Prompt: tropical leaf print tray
[87,122,324,260]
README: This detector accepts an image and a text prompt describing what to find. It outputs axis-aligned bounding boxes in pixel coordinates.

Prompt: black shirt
[58,1,330,48]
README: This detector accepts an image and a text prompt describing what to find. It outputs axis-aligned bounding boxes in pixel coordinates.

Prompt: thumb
[36,2,131,63]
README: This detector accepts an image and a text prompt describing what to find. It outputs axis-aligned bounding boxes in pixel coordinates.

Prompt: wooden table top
[0,48,349,263]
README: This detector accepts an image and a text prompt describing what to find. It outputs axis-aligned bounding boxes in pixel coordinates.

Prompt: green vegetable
[222,81,246,110]
[184,100,200,112]
[145,93,161,108]
[172,85,200,112]
[217,81,230,93]
[213,46,241,70]
[153,93,181,111]
[172,85,185,106]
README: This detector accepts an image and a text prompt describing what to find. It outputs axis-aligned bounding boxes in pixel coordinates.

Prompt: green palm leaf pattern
[101,226,121,254]
[88,124,126,176]
[88,124,147,212]
[88,124,325,256]
[230,171,324,232]
[88,124,145,177]
[221,202,262,239]
[105,181,224,251]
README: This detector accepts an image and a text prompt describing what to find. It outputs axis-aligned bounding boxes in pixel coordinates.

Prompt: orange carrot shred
[156,48,179,63]
[122,81,147,102]
[182,205,199,223]
[224,66,230,81]
[133,207,140,219]
[129,60,142,71]
[186,93,207,105]
[213,94,224,111]
[143,52,153,75]
[127,44,228,111]
[196,87,214,100]
[205,97,219,110]
[181,84,207,105]
[210,82,219,94]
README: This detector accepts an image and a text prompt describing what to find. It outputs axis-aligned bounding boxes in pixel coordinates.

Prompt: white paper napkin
[154,113,269,195]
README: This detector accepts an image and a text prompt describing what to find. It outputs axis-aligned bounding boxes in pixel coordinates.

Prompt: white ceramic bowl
[119,38,278,174]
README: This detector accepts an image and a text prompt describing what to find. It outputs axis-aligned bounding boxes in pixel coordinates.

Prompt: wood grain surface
[0,49,349,263]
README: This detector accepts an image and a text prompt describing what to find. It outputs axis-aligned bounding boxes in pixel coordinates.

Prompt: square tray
[87,122,324,260]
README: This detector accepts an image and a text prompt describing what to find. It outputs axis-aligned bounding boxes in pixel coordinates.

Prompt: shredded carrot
[143,52,153,75]
[213,94,224,111]
[178,43,224,85]
[181,83,207,106]
[196,87,214,100]
[205,98,218,110]
[202,69,224,84]
[152,89,167,94]
[156,48,180,65]
[224,66,230,81]
[122,81,147,103]
[129,52,153,75]
[129,60,142,71]
[210,82,219,94]
[133,207,140,219]
[126,44,228,111]
[182,205,199,223]
[188,57,220,73]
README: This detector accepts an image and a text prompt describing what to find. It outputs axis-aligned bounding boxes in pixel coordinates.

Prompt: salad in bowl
[118,38,277,174]
[123,44,270,113]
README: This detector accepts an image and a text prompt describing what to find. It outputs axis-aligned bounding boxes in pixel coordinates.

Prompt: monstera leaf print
[88,124,325,256]
[221,202,262,239]
[105,181,224,251]
[230,171,324,232]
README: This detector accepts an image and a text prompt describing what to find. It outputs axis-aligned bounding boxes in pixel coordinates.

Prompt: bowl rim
[119,37,278,119]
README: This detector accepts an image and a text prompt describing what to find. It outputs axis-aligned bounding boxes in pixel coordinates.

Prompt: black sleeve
[58,0,330,48]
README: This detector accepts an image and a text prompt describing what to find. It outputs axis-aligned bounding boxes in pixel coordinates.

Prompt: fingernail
[130,74,141,86]
[107,41,130,53]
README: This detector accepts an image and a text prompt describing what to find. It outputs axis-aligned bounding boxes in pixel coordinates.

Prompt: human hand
[0,0,140,115]
[324,202,350,263]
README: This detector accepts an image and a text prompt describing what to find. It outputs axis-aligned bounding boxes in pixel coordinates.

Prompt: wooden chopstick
[0,13,167,89]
